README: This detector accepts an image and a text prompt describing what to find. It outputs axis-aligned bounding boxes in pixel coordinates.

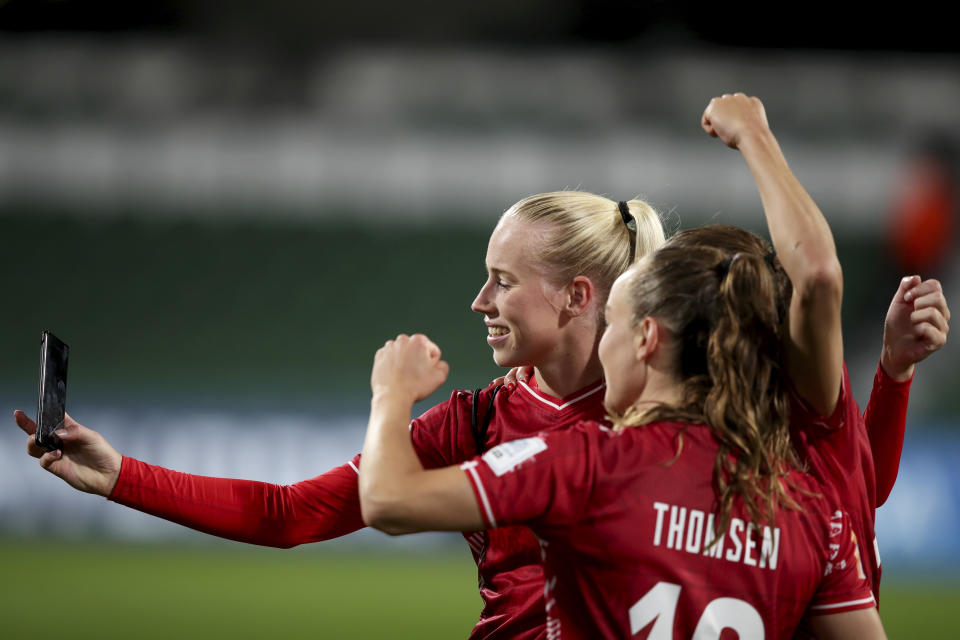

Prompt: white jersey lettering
[667,505,687,550]
[725,518,744,563]
[651,503,780,572]
[652,501,670,547]
[686,509,706,553]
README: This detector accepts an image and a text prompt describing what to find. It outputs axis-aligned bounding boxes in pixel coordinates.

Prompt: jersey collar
[518,375,606,411]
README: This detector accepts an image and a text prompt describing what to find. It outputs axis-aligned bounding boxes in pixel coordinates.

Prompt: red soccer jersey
[462,420,877,640]
[409,377,609,640]
[790,363,882,598]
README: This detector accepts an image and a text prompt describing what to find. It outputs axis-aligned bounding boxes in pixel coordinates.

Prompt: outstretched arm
[360,334,483,535]
[15,410,365,547]
[702,94,843,415]
[865,276,950,506]
[109,457,366,547]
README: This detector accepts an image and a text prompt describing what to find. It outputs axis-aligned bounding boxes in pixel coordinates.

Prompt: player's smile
[486,325,511,344]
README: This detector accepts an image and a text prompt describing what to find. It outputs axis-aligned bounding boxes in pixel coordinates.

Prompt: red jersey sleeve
[105,389,484,549]
[108,454,365,548]
[460,424,598,530]
[408,397,456,470]
[807,510,877,615]
[106,389,475,549]
[863,360,913,507]
[790,363,877,501]
[410,387,492,469]
[789,364,853,434]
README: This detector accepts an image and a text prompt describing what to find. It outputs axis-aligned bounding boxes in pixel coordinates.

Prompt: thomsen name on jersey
[652,501,780,570]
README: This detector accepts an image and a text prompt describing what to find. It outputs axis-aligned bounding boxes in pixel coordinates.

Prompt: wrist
[101,453,124,497]
[370,388,416,411]
[880,350,914,382]
[736,126,778,153]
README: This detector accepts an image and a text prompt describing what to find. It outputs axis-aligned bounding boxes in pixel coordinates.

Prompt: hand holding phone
[35,331,69,451]
[16,333,123,495]
[16,409,123,497]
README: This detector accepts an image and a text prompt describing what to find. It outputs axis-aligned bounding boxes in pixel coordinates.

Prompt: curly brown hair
[611,225,801,539]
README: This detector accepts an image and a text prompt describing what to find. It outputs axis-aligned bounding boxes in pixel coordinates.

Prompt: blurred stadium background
[1,2,958,637]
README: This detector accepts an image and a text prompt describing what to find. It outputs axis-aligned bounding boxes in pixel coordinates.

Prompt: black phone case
[35,331,69,451]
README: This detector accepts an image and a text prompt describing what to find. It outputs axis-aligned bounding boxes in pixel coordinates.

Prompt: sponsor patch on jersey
[482,437,548,477]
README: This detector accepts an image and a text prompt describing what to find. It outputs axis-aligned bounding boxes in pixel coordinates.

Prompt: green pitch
[0,540,481,639]
[0,540,954,638]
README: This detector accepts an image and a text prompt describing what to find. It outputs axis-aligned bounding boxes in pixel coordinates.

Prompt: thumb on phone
[55,413,82,440]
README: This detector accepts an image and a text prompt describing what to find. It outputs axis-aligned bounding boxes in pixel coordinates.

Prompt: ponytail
[706,253,798,535]
[612,230,800,536]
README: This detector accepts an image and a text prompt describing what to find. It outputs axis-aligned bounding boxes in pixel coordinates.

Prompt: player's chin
[491,347,522,369]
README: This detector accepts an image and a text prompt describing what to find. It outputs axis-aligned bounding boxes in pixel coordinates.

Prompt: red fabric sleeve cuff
[106,455,134,501]
[876,359,914,389]
[460,461,497,529]
[807,593,877,616]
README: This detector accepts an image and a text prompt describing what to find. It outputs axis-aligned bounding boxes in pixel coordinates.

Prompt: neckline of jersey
[518,377,606,411]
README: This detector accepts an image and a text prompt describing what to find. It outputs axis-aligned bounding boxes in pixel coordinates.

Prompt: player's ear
[565,276,596,317]
[633,317,661,362]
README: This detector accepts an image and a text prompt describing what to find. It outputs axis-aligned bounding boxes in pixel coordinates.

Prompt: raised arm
[360,334,483,535]
[15,410,365,547]
[702,94,843,415]
[865,276,950,505]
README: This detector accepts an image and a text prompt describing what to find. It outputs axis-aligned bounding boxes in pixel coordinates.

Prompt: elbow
[793,255,843,310]
[359,488,418,536]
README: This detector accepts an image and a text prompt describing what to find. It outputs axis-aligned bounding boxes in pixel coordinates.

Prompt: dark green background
[2,212,503,409]
[1,210,903,412]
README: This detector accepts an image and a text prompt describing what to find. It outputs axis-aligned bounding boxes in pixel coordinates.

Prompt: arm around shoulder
[807,608,887,640]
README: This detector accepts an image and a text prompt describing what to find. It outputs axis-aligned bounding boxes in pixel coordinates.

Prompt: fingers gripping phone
[35,331,69,451]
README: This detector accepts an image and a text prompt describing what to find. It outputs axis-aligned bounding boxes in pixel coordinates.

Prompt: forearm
[109,457,365,547]
[359,393,424,533]
[738,130,840,276]
[360,393,481,534]
[739,128,843,413]
[864,361,913,506]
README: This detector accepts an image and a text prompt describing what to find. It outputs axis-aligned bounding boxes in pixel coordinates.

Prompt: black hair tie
[618,201,637,232]
[764,250,777,269]
[715,256,733,279]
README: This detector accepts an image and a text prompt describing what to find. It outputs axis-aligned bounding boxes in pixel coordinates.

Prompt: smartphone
[35,331,69,451]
